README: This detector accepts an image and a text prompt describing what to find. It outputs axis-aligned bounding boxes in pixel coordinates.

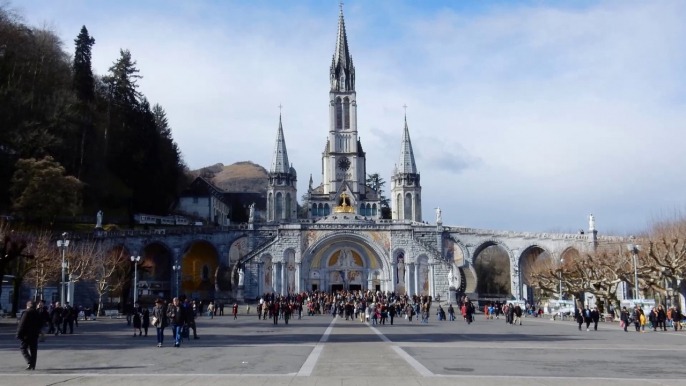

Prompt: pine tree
[73,26,96,179]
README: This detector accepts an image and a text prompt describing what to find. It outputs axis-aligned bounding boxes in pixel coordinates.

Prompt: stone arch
[560,246,581,261]
[140,241,174,302]
[518,244,552,303]
[181,240,219,300]
[302,232,391,292]
[472,240,513,301]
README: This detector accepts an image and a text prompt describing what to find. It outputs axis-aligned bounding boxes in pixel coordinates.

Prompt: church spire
[330,4,355,92]
[270,113,290,174]
[398,114,417,174]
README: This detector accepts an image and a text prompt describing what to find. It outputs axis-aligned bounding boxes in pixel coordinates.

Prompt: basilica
[80,7,600,308]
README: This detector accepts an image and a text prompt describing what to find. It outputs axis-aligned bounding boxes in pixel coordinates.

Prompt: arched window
[311,203,317,216]
[335,98,342,130]
[372,204,377,216]
[359,204,365,215]
[268,193,273,220]
[343,97,350,130]
[324,204,330,216]
[404,193,412,220]
[318,203,323,217]
[276,192,283,220]
[396,194,402,219]
[285,193,292,220]
[366,204,371,216]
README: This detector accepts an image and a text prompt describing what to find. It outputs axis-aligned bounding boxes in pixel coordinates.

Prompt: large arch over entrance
[473,241,512,303]
[302,233,390,293]
[181,241,219,300]
[139,242,172,303]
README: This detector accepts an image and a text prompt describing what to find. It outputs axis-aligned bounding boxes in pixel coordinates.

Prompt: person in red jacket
[232,303,238,320]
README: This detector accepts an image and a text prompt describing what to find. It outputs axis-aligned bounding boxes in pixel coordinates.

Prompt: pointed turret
[330,5,355,92]
[270,114,290,174]
[397,115,417,174]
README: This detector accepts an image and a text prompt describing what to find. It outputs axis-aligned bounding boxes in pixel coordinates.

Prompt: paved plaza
[1,311,686,386]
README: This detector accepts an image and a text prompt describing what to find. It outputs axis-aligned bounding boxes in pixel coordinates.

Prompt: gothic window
[318,203,323,216]
[372,204,377,216]
[366,203,371,216]
[359,204,365,215]
[324,204,330,216]
[285,193,292,220]
[268,193,273,220]
[396,194,402,219]
[335,98,342,130]
[404,193,412,220]
[343,97,350,130]
[276,192,283,220]
[311,203,316,216]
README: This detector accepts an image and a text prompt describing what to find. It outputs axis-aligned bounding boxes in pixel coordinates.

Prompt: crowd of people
[619,304,683,332]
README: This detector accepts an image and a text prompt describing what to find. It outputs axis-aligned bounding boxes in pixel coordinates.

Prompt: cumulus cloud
[19,0,686,233]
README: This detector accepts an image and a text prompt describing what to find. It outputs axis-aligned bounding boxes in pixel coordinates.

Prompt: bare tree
[24,231,60,301]
[93,244,128,317]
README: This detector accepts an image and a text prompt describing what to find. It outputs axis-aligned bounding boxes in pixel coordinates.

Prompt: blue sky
[15,0,686,234]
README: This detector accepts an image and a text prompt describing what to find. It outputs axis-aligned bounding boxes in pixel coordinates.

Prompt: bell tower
[267,113,297,222]
[322,5,366,199]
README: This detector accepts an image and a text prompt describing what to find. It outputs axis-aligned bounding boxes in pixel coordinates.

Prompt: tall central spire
[270,114,290,173]
[330,4,355,92]
[398,114,417,174]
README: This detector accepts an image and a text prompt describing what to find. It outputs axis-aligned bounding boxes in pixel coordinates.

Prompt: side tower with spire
[391,115,422,222]
[266,114,297,222]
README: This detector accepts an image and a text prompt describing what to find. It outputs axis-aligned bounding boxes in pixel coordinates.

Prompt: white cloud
[19,0,686,233]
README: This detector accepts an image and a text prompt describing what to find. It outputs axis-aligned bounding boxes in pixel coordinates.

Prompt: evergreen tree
[72,26,96,179]
[367,173,391,219]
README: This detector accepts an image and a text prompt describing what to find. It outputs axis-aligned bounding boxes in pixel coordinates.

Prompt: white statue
[397,256,405,285]
[249,203,255,222]
[435,207,442,224]
[95,210,103,229]
[238,267,244,286]
[339,248,351,267]
[448,267,456,288]
[589,213,595,231]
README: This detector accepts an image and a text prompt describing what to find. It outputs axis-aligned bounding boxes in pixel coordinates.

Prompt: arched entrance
[139,242,172,302]
[473,242,512,303]
[181,241,219,300]
[519,246,551,304]
[302,233,389,293]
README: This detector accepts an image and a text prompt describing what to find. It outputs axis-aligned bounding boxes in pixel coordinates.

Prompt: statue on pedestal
[95,210,103,229]
[435,207,442,224]
[249,203,255,223]
[448,267,456,288]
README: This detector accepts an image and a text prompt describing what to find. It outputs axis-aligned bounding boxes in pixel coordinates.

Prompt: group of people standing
[620,304,683,332]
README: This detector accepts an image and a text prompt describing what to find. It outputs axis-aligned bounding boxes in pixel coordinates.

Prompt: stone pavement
[1,312,686,386]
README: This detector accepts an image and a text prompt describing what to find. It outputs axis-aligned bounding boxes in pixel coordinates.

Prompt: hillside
[193,161,268,193]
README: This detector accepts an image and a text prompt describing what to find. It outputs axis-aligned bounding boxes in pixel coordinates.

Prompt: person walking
[207,302,215,319]
[50,302,63,336]
[583,307,592,331]
[233,303,238,320]
[133,307,142,337]
[574,308,584,331]
[62,302,74,334]
[448,304,455,321]
[152,299,167,347]
[17,301,42,370]
[141,307,150,337]
[37,300,48,342]
[620,307,629,332]
[591,307,600,331]
[167,297,186,348]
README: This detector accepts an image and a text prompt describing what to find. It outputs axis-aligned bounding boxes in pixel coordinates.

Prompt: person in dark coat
[590,307,600,331]
[132,307,142,337]
[50,303,64,335]
[62,302,74,334]
[620,307,630,332]
[574,308,583,331]
[17,301,42,370]
[167,297,190,347]
[142,307,150,337]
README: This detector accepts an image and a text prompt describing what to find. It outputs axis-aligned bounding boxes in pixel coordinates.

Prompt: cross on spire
[339,2,344,11]
[278,103,283,113]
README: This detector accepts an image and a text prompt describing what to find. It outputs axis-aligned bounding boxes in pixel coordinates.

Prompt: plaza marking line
[365,323,434,377]
[296,315,337,377]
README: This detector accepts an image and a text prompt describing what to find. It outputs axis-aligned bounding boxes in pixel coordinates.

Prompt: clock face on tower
[338,157,351,171]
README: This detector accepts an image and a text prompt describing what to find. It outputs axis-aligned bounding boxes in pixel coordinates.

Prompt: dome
[289,165,297,177]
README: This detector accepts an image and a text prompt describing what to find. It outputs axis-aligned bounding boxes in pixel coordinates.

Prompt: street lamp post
[559,258,564,301]
[56,233,70,306]
[628,237,641,300]
[172,264,181,298]
[131,255,141,303]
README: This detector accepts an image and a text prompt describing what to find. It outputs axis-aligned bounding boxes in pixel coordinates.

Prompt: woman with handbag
[152,299,166,347]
